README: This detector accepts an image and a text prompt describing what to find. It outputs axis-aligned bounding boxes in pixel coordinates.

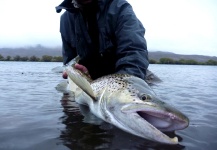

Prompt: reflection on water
[60,93,111,150]
[0,62,217,150]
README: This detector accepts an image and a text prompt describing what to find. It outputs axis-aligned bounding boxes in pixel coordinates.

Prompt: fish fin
[67,55,80,66]
[145,69,162,85]
[79,105,104,125]
[55,81,69,93]
[52,66,65,73]
[68,77,80,92]
[66,66,96,100]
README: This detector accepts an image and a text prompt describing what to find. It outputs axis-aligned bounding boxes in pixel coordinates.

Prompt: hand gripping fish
[57,56,189,144]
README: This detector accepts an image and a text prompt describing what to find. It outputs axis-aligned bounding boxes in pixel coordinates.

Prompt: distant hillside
[1,46,217,62]
[0,45,61,58]
[149,51,217,62]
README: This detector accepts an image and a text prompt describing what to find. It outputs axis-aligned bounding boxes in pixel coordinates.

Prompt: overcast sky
[0,0,217,56]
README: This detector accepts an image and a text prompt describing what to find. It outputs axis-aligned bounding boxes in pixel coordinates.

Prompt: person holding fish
[55,1,189,144]
[56,0,149,80]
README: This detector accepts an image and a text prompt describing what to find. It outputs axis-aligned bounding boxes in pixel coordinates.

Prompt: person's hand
[62,70,68,79]
[62,63,90,79]
[74,63,90,76]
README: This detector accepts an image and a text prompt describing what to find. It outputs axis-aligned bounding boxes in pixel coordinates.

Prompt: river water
[0,61,217,150]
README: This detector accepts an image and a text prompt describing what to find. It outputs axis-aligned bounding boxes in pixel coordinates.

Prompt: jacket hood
[56,0,109,13]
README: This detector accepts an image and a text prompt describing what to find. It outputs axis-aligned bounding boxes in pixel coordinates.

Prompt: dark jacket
[56,0,149,80]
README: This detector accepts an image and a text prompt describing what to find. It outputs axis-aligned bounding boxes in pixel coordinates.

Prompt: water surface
[0,62,217,150]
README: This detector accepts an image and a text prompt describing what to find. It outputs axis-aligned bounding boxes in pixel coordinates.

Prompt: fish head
[103,75,189,144]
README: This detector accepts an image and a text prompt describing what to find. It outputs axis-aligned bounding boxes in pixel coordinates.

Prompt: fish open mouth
[137,110,187,132]
[120,102,189,144]
[121,102,189,132]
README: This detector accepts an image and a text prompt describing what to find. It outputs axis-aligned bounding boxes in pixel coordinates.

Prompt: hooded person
[56,0,149,80]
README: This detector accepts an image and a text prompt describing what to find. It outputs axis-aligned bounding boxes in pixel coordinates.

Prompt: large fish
[56,57,189,144]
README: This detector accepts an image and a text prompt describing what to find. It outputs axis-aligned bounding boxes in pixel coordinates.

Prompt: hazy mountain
[1,46,217,62]
[0,45,61,58]
[149,51,217,62]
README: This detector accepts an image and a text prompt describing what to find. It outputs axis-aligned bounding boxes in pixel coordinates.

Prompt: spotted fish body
[92,74,130,95]
[61,58,189,144]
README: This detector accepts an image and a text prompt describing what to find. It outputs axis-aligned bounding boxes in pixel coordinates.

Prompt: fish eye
[140,94,151,101]
[141,94,147,101]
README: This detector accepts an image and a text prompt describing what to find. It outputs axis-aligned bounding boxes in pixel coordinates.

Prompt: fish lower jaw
[126,128,178,144]
[134,126,179,145]
[107,110,179,144]
[168,137,178,144]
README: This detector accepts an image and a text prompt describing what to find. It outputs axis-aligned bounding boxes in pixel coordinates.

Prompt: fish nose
[171,113,189,131]
[182,115,190,129]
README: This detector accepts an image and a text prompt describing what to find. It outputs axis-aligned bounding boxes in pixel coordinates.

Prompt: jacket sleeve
[61,34,76,65]
[114,2,149,80]
[60,12,77,65]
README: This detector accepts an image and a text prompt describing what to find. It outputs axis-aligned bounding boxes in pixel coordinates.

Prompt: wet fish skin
[61,66,189,144]
[56,57,189,144]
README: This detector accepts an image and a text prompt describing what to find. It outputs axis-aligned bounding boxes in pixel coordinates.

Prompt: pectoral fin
[55,81,68,93]
[66,66,96,100]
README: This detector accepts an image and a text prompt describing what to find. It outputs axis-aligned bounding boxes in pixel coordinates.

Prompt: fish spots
[127,84,139,99]
[91,74,130,94]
